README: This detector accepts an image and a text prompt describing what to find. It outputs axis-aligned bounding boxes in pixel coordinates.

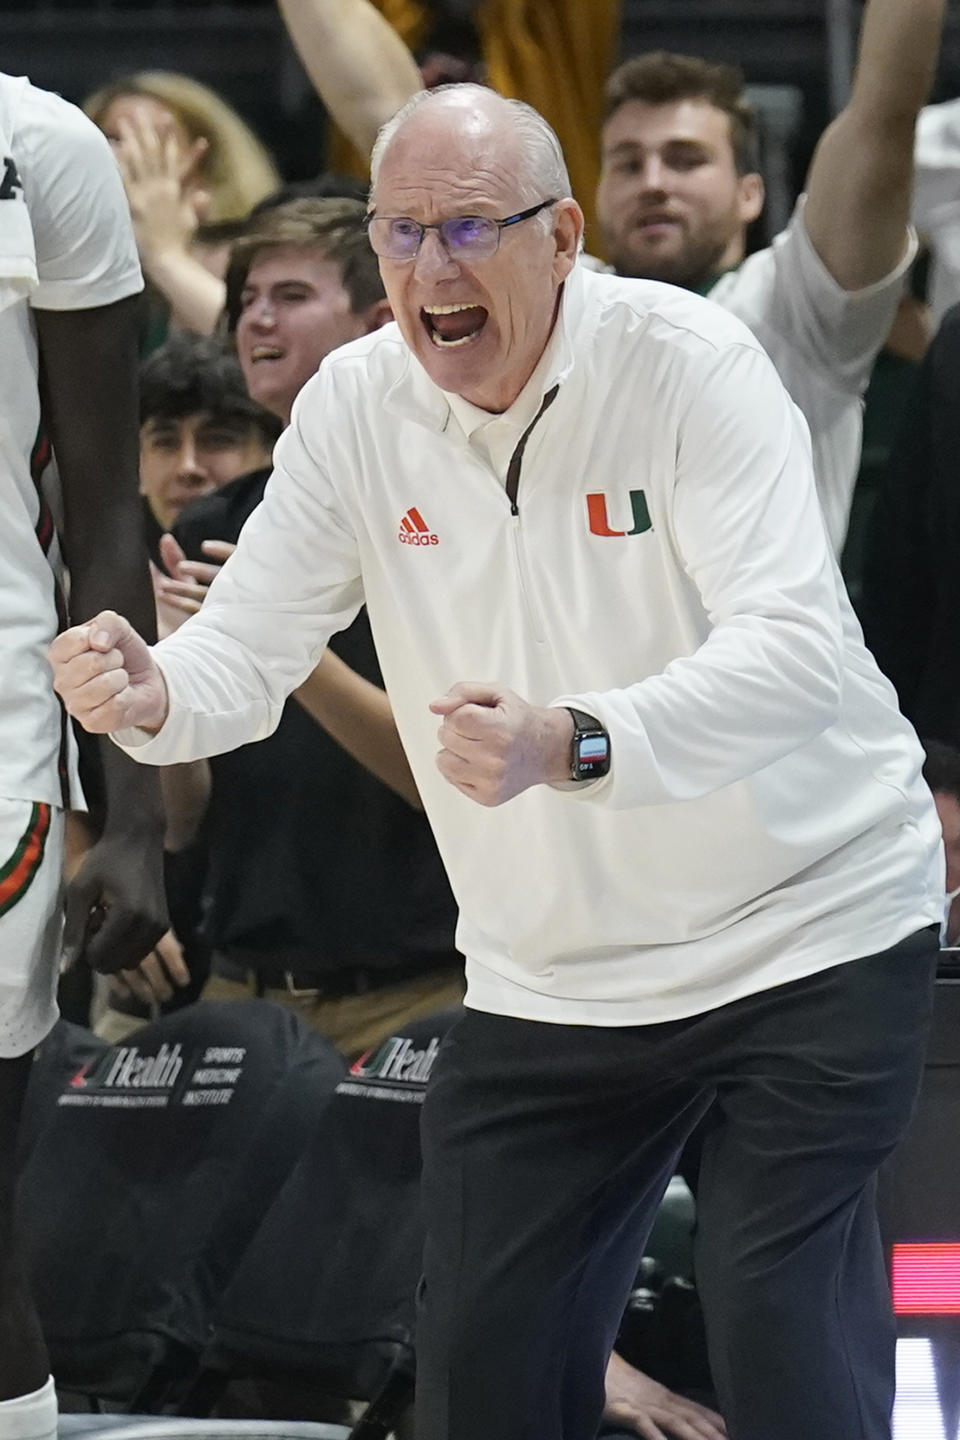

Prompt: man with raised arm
[0,72,167,1440]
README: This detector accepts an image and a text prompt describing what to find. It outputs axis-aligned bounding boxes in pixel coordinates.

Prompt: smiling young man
[50,86,944,1440]
[227,196,391,425]
[596,0,945,555]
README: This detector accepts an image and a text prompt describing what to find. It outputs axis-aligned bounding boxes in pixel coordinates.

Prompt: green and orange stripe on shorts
[0,804,51,920]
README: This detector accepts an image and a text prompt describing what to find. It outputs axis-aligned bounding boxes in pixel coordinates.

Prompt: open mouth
[250,345,284,363]
[421,303,489,349]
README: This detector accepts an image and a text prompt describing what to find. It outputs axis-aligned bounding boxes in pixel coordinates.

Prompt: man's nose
[175,440,208,483]
[246,295,276,329]
[637,156,669,193]
[413,228,460,280]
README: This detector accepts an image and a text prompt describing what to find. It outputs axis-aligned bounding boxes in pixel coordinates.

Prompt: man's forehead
[602,97,734,152]
[375,147,525,223]
[244,246,341,287]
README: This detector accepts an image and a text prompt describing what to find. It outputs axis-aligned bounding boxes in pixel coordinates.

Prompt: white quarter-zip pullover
[115,263,943,1024]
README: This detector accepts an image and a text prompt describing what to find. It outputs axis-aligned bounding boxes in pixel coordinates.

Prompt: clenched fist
[49,609,169,735]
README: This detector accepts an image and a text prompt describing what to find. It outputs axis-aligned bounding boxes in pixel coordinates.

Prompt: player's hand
[430,682,574,806]
[603,1351,727,1440]
[63,825,169,974]
[109,928,191,1006]
[49,610,169,735]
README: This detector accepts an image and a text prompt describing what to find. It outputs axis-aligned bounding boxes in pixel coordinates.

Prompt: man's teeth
[423,301,485,346]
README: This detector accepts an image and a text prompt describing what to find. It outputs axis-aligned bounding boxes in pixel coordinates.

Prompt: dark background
[5,1,960,204]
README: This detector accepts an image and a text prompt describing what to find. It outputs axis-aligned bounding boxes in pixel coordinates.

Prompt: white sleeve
[913,100,960,227]
[553,341,844,809]
[112,382,364,764]
[719,198,915,397]
[18,82,142,311]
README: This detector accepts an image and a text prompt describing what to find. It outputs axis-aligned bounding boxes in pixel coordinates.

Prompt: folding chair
[18,1002,346,1410]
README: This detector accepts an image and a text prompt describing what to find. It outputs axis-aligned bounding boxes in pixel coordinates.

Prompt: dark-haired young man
[138,331,281,558]
[597,0,944,555]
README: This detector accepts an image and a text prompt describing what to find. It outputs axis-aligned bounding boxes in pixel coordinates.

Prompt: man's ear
[360,297,394,334]
[738,171,765,228]
[552,198,585,285]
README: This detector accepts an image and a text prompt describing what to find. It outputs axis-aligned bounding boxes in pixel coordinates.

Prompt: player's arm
[803,0,946,290]
[36,295,168,971]
[277,0,422,157]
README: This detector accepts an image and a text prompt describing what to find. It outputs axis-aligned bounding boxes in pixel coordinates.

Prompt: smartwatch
[565,707,611,782]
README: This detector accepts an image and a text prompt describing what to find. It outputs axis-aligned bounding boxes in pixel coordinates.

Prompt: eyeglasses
[364,199,557,261]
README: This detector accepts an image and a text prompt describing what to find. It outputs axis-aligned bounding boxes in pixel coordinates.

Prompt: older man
[50,87,942,1440]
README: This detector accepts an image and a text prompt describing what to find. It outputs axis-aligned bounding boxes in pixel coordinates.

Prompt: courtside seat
[18,1002,345,1409]
[181,1008,463,1434]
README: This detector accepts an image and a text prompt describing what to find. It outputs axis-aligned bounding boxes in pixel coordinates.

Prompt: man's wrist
[541,705,576,784]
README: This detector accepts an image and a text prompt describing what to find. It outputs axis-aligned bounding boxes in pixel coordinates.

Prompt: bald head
[370,84,571,212]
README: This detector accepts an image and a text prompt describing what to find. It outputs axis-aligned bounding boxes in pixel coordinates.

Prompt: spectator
[145,197,463,1060]
[84,72,281,338]
[922,741,960,945]
[596,0,944,556]
[52,85,944,1440]
[858,301,960,749]
[138,332,280,563]
[0,71,166,1440]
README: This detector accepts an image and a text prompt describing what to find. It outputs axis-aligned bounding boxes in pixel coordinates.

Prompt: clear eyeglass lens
[369,215,501,259]
[441,216,499,255]
[386,218,422,257]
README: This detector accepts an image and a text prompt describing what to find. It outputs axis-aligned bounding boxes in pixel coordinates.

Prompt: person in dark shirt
[859,301,960,748]
[137,332,280,566]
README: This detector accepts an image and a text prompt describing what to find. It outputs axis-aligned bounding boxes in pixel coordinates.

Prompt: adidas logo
[398,506,439,546]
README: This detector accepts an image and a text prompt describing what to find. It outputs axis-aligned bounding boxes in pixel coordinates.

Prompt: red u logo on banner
[586,491,652,537]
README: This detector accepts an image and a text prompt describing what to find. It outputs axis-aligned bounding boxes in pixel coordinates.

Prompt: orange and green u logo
[586,491,652,537]
[0,803,51,920]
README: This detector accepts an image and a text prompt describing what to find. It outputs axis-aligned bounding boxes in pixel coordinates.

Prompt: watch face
[579,735,608,763]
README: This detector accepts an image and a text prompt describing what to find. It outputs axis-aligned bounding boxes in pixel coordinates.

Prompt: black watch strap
[566,707,611,782]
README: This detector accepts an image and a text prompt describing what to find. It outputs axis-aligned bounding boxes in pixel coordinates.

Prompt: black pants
[415,929,938,1440]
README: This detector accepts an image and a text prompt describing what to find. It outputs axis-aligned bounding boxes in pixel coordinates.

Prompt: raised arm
[277,0,421,158]
[804,0,946,290]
